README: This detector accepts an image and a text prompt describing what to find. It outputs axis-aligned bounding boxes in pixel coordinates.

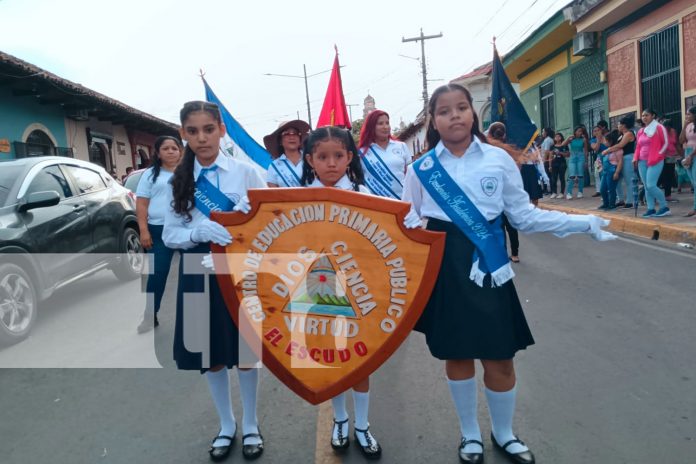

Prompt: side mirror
[18,191,61,213]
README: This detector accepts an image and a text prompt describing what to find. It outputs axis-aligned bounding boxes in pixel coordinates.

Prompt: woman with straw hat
[263,120,311,187]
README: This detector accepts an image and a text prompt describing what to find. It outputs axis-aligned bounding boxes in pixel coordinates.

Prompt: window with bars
[640,24,681,128]
[540,81,555,129]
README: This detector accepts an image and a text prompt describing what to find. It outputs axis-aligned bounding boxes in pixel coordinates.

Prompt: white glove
[403,208,422,229]
[233,195,251,214]
[191,218,232,246]
[587,215,617,241]
[201,252,215,271]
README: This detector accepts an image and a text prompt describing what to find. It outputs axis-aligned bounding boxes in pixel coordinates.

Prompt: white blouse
[163,154,266,249]
[308,174,371,194]
[266,153,304,186]
[401,138,592,234]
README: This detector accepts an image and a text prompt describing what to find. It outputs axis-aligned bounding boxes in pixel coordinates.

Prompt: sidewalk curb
[539,203,696,244]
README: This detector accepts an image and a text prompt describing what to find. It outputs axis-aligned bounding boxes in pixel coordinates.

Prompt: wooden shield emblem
[211,188,444,404]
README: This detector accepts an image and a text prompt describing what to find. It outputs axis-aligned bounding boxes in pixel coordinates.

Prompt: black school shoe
[491,432,535,464]
[209,430,236,462]
[354,426,382,460]
[458,437,484,463]
[330,418,350,450]
[242,431,264,460]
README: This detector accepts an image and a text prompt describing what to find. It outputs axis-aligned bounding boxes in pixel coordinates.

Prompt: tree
[350,118,364,144]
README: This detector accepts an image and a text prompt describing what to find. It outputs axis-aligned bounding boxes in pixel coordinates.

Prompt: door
[576,91,605,130]
[20,165,92,286]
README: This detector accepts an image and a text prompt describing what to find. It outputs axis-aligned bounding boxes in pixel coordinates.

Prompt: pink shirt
[609,148,623,165]
[686,123,696,150]
[665,129,678,156]
[637,135,650,161]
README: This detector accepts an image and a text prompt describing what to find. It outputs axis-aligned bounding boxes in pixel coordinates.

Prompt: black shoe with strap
[458,437,484,463]
[491,432,535,464]
[330,418,349,450]
[242,431,264,460]
[353,425,382,460]
[209,429,236,462]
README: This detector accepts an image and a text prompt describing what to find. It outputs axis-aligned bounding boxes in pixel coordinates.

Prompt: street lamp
[264,64,334,127]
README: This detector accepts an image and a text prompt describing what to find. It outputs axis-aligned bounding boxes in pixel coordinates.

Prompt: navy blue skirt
[414,218,534,360]
[174,244,240,372]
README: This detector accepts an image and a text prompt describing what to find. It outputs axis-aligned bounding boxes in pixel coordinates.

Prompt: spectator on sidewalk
[562,126,589,200]
[634,108,670,218]
[549,132,568,198]
[605,114,636,209]
[590,122,609,197]
[540,128,555,195]
[598,130,623,210]
[659,119,681,202]
[679,106,696,217]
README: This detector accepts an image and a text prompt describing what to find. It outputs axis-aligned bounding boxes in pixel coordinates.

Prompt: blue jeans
[600,160,618,207]
[566,153,585,195]
[637,160,666,211]
[616,153,634,202]
[685,158,696,211]
[145,224,176,314]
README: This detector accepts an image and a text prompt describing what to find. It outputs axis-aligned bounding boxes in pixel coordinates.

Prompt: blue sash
[413,149,514,287]
[194,172,236,218]
[271,157,302,187]
[361,146,402,199]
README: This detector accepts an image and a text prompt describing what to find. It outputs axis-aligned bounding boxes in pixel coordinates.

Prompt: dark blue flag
[490,47,538,150]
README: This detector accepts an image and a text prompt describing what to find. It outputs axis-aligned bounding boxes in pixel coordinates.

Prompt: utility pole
[302,64,312,126]
[346,104,359,121]
[402,28,443,114]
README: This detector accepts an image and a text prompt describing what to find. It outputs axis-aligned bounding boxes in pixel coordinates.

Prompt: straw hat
[262,120,311,157]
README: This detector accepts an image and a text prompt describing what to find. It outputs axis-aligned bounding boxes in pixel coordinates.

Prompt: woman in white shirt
[163,101,267,462]
[263,120,310,188]
[135,136,182,334]
[401,84,614,464]
[357,109,412,199]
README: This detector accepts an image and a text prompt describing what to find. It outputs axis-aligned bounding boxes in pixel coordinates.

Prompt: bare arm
[136,197,152,249]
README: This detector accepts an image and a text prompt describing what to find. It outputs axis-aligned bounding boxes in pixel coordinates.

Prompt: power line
[473,0,513,39]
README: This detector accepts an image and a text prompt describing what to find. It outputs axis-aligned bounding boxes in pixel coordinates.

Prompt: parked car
[123,168,147,197]
[0,157,144,346]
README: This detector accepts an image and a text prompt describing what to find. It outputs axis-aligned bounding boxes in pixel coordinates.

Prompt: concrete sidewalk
[539,185,696,244]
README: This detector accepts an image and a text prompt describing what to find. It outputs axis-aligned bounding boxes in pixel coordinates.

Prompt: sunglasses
[281,130,301,137]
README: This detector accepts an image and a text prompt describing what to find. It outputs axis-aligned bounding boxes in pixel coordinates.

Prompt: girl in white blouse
[162,101,267,462]
[301,127,381,460]
[401,84,614,464]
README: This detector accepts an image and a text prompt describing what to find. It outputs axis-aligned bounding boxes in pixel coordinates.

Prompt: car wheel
[112,227,144,281]
[0,263,38,346]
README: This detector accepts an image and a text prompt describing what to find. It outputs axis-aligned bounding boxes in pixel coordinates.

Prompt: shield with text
[211,188,444,404]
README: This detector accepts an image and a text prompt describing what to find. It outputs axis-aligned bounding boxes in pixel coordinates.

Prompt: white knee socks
[485,385,528,453]
[205,368,236,447]
[237,368,261,445]
[448,377,483,453]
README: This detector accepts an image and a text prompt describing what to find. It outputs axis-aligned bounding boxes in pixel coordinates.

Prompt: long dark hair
[300,126,365,191]
[150,135,182,183]
[171,101,222,221]
[425,83,487,151]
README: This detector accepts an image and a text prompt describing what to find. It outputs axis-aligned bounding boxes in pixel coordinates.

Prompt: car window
[0,165,25,205]
[64,165,107,194]
[124,171,144,193]
[26,165,73,199]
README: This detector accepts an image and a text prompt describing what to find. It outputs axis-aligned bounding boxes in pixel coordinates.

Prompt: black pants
[550,159,566,194]
[503,215,519,256]
[658,162,676,197]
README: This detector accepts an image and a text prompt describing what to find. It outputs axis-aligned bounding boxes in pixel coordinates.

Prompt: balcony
[12,141,74,158]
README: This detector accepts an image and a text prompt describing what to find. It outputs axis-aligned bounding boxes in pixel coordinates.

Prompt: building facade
[566,0,696,129]
[0,51,178,178]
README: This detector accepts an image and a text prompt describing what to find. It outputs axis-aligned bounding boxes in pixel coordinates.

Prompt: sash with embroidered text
[271,158,302,187]
[194,169,236,218]
[413,149,514,287]
[360,146,402,199]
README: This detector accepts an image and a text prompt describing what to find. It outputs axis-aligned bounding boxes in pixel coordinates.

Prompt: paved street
[1,233,694,463]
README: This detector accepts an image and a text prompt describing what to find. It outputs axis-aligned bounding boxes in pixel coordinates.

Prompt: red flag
[316,47,351,129]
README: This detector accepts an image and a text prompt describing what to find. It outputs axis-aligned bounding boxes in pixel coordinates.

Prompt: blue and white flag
[202,78,272,173]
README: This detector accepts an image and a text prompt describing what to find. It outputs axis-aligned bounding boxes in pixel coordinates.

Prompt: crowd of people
[131,85,619,464]
[536,106,696,218]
